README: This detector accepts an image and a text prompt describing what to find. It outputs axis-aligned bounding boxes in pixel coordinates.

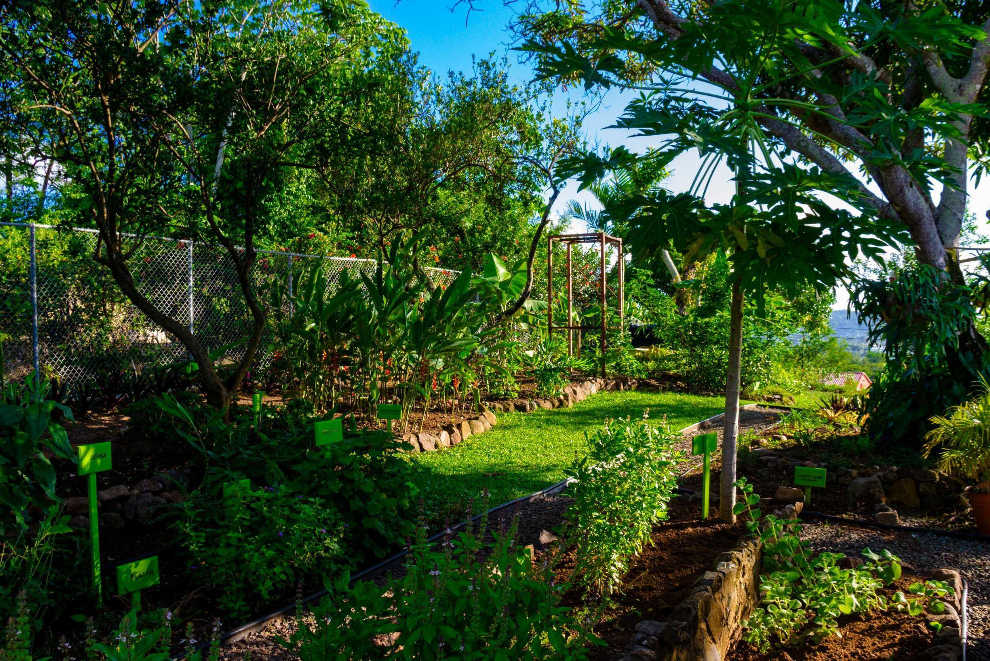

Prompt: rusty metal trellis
[547,232,624,378]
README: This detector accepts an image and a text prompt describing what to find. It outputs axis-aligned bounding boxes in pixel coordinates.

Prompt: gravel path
[676,406,781,477]
[800,520,990,660]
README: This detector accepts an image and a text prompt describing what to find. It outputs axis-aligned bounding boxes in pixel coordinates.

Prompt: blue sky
[370,2,990,309]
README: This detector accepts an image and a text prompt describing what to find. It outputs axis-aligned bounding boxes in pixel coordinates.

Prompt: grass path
[406,390,726,524]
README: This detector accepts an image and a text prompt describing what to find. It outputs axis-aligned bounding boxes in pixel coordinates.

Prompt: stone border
[619,535,965,661]
[620,534,764,661]
[918,568,965,660]
[400,377,639,453]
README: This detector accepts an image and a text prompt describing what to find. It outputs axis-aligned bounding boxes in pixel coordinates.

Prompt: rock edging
[619,533,764,661]
[400,377,638,453]
[918,567,965,661]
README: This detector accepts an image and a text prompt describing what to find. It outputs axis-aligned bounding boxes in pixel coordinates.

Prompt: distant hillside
[830,309,872,355]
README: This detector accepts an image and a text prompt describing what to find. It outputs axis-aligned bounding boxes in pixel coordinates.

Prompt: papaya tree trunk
[720,277,744,523]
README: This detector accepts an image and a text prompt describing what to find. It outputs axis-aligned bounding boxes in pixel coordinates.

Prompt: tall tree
[518,0,990,352]
[0,0,406,410]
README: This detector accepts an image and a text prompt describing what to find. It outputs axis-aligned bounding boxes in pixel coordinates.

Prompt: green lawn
[406,390,725,524]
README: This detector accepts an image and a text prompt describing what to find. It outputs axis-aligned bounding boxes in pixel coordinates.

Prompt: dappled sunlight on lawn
[405,390,725,524]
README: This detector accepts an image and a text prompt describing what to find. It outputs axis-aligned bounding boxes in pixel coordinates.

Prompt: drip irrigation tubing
[963,579,970,661]
[176,409,754,658]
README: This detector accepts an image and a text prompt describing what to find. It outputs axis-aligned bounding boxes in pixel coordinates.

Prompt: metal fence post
[287,254,293,317]
[187,239,194,359]
[29,223,40,382]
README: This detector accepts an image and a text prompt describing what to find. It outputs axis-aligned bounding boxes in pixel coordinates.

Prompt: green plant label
[377,404,402,420]
[223,478,251,499]
[315,418,344,447]
[794,466,827,488]
[692,432,717,456]
[252,392,263,412]
[116,556,159,595]
[77,442,112,476]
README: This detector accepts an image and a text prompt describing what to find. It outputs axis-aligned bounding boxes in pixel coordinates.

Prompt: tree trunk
[720,277,743,523]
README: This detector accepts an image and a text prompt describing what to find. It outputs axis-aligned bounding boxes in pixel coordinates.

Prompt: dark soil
[729,578,938,661]
[567,497,746,660]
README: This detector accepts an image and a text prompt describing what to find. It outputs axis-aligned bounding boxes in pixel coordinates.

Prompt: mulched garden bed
[729,577,940,661]
[568,497,746,660]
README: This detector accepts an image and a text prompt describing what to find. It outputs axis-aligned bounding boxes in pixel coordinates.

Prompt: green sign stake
[692,432,718,519]
[116,556,160,612]
[252,392,263,428]
[794,466,827,504]
[314,418,344,448]
[77,442,112,606]
[377,404,402,436]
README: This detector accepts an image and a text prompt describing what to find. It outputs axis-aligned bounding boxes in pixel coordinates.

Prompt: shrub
[0,378,75,534]
[280,511,595,660]
[287,430,418,564]
[532,336,582,398]
[174,484,345,617]
[566,416,681,595]
[924,377,990,490]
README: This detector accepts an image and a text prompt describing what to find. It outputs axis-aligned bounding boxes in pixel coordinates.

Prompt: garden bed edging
[619,533,764,661]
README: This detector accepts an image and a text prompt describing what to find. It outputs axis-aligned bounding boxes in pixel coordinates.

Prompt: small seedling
[77,442,112,606]
[794,466,827,505]
[692,432,717,519]
[116,555,160,613]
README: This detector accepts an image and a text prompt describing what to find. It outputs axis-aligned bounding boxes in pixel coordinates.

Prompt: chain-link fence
[0,223,460,392]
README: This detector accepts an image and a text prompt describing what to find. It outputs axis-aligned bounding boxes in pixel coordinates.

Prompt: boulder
[459,420,473,440]
[888,478,921,508]
[131,478,163,495]
[482,410,497,426]
[69,514,88,529]
[468,419,486,436]
[774,486,806,502]
[848,475,885,501]
[444,426,461,445]
[438,430,451,449]
[417,433,437,452]
[168,490,186,505]
[99,512,126,532]
[477,415,492,432]
[125,493,166,525]
[161,468,193,490]
[488,402,504,413]
[65,496,91,515]
[402,433,420,452]
[502,401,516,413]
[536,529,559,550]
[875,510,900,526]
[98,485,130,502]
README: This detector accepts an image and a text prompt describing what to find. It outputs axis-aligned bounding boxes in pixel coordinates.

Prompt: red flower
[350,253,356,258]
[308,233,316,239]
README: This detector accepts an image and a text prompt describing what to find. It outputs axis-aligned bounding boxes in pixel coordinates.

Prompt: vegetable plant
[566,416,681,595]
[733,478,953,653]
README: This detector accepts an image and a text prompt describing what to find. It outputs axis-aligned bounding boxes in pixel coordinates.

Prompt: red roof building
[821,372,872,390]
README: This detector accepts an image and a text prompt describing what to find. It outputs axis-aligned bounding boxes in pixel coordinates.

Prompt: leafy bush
[0,378,75,533]
[174,484,345,617]
[734,479,951,653]
[286,430,419,563]
[924,377,990,490]
[852,265,988,444]
[566,416,681,595]
[532,336,582,398]
[280,510,595,660]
